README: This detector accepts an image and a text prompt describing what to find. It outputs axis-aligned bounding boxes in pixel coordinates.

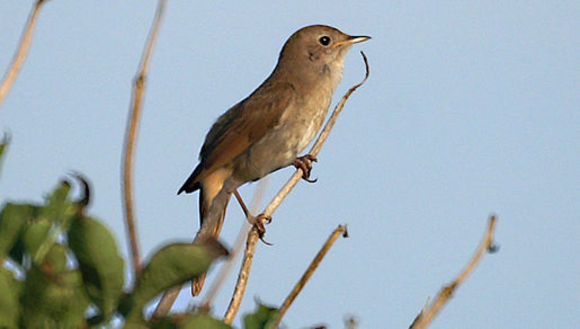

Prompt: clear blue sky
[1,2,578,328]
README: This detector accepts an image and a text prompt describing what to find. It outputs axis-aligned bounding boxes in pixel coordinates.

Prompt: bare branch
[410,215,498,329]
[223,225,261,324]
[409,298,430,329]
[122,0,166,277]
[223,52,370,324]
[0,0,48,109]
[151,286,180,320]
[267,225,348,329]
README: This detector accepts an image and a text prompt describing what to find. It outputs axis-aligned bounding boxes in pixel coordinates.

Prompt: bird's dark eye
[319,36,331,46]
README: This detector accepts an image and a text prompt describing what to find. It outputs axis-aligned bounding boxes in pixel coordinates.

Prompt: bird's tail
[191,187,231,296]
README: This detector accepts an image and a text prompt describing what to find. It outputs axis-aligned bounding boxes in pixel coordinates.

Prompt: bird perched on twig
[178,24,370,295]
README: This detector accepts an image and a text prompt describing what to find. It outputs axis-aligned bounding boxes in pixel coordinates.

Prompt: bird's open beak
[334,35,371,48]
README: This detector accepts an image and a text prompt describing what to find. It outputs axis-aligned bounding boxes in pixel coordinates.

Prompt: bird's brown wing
[194,82,296,184]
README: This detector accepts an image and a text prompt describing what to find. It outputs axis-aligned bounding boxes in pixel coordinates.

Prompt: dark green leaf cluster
[0,141,279,329]
[243,303,279,329]
[0,181,92,329]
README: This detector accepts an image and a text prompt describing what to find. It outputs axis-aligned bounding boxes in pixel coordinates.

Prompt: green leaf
[181,313,233,329]
[130,239,228,312]
[0,134,9,175]
[21,245,89,329]
[0,267,21,328]
[8,234,25,265]
[44,243,68,274]
[30,180,75,264]
[68,215,125,322]
[152,313,233,329]
[243,302,279,329]
[0,134,8,157]
[0,203,35,259]
[38,180,74,225]
[123,317,151,329]
[22,217,52,259]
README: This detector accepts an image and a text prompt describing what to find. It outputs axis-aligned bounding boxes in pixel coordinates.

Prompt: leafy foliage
[0,177,236,328]
[68,214,125,321]
[130,242,227,313]
[0,143,282,328]
[243,303,279,329]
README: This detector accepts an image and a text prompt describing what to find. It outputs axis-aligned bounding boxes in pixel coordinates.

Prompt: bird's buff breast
[281,89,331,153]
[235,94,330,181]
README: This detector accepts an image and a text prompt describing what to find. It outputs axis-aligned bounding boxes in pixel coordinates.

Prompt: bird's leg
[294,154,318,183]
[233,189,250,218]
[233,189,273,245]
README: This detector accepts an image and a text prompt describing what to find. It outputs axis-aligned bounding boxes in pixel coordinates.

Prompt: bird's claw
[253,213,273,246]
[294,154,318,183]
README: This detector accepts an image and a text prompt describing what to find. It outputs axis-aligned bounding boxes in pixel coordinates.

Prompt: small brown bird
[179,25,369,295]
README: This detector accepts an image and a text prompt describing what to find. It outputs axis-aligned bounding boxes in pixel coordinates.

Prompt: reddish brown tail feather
[191,188,230,296]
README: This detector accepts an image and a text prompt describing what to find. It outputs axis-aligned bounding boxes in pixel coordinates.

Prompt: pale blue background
[1,1,578,328]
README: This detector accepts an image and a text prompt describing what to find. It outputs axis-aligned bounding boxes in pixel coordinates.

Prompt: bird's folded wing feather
[195,82,296,182]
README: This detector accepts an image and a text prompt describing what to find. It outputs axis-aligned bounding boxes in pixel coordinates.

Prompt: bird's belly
[295,119,320,152]
[234,113,325,182]
[284,94,330,153]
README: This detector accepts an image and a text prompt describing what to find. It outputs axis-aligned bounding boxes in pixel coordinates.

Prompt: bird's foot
[252,213,273,246]
[294,154,318,183]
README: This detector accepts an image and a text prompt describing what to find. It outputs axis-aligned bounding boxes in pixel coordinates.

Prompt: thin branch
[223,225,261,324]
[224,52,370,323]
[0,0,48,109]
[151,286,180,320]
[410,215,498,329]
[409,298,430,329]
[122,0,166,277]
[267,225,348,329]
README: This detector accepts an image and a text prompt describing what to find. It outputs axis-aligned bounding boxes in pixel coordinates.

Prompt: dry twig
[409,215,498,329]
[152,286,180,320]
[223,225,261,323]
[0,0,48,109]
[267,225,349,329]
[122,0,167,277]
[223,52,370,323]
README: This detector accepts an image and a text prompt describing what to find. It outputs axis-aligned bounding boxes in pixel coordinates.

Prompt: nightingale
[178,25,370,295]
